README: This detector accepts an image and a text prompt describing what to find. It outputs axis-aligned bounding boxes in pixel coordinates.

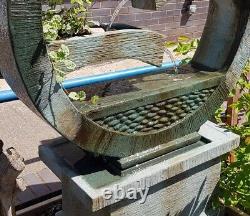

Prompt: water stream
[107,0,179,73]
[164,48,179,74]
[107,0,129,30]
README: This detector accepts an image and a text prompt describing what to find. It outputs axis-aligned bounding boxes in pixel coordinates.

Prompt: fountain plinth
[39,122,239,216]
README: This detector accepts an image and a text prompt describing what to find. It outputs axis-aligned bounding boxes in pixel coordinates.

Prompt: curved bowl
[0,0,249,157]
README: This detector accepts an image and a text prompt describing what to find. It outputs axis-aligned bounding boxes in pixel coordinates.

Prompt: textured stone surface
[50,29,165,70]
[95,87,215,134]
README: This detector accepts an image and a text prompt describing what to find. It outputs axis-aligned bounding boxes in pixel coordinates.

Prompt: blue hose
[0,61,180,103]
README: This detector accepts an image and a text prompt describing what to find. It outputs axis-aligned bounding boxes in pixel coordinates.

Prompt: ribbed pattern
[49,29,165,70]
[95,87,215,134]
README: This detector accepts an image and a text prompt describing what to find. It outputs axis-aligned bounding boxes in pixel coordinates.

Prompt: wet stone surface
[94,87,215,134]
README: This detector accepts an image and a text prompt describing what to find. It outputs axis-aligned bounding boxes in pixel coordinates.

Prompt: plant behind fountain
[167,36,250,213]
[43,0,93,42]
[43,0,94,79]
[214,61,250,214]
[166,36,199,65]
[43,0,100,104]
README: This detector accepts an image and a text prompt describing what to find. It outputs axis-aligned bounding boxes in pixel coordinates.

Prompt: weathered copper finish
[0,0,249,158]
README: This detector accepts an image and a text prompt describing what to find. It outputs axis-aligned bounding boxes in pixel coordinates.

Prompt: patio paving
[16,168,61,208]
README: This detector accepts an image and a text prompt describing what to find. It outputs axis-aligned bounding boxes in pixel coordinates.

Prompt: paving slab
[16,168,61,207]
[0,101,60,176]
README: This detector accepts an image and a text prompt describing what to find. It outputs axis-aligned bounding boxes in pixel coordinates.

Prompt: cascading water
[108,0,129,30]
[164,49,179,73]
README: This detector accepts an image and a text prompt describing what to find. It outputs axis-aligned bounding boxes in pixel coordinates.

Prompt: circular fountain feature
[0,0,249,157]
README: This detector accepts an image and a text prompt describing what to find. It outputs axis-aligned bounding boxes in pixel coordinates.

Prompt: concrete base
[39,121,239,216]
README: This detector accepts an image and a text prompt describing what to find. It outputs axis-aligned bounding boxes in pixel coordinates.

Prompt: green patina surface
[49,29,165,69]
[94,87,216,134]
[77,136,209,187]
[0,0,249,158]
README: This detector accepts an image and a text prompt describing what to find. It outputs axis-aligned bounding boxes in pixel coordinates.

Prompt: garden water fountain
[0,0,249,215]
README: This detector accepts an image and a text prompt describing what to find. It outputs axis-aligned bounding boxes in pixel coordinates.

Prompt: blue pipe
[0,61,180,103]
[0,90,17,103]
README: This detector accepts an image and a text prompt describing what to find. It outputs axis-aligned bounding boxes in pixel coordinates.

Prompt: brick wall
[89,0,209,41]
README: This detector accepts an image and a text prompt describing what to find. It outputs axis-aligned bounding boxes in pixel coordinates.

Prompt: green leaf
[91,95,100,105]
[78,91,86,102]
[68,91,86,102]
[191,38,199,48]
[49,51,58,61]
[68,92,80,101]
[178,35,190,42]
[56,74,65,83]
[60,44,70,56]
[71,0,84,6]
[64,60,76,70]
[165,41,177,48]
[180,57,192,65]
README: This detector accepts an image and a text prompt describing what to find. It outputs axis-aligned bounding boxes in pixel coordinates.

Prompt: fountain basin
[79,70,224,136]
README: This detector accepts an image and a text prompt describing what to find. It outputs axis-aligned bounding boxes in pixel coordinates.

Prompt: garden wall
[89,0,209,40]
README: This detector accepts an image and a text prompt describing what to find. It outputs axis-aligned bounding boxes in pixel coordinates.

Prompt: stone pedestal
[39,121,239,216]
